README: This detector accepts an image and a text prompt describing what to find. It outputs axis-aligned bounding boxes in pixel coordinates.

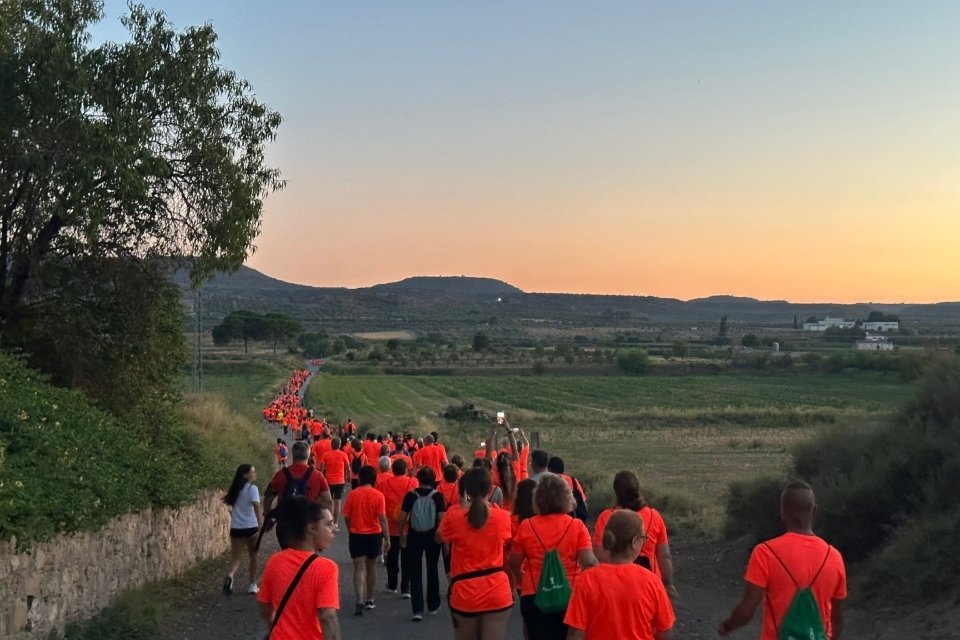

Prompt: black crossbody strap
[265,553,319,640]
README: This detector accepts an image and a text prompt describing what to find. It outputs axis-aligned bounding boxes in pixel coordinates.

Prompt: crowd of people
[223,367,847,640]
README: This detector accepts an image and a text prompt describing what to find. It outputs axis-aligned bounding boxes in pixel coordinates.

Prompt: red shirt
[564,562,675,640]
[416,444,447,477]
[267,464,330,503]
[745,533,846,640]
[257,549,339,640]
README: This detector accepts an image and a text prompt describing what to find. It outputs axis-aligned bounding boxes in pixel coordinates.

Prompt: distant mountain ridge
[174,265,960,333]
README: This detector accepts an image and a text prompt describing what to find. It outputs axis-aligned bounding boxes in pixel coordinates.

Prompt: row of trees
[212,311,300,353]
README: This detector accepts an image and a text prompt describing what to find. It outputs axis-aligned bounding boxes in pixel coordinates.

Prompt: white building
[863,321,899,332]
[803,317,856,331]
[855,335,894,351]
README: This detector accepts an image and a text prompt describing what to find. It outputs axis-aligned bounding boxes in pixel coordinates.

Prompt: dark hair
[495,452,516,502]
[275,496,324,541]
[276,438,283,444]
[473,457,493,471]
[430,431,440,442]
[224,464,253,506]
[416,466,436,486]
[513,479,536,523]
[352,439,363,452]
[450,454,465,470]
[547,456,565,473]
[613,470,646,511]
[359,465,377,486]
[442,463,459,483]
[461,467,491,529]
[530,449,549,470]
[392,457,409,475]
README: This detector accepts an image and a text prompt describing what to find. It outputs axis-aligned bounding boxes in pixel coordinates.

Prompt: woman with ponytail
[591,470,677,598]
[223,464,262,596]
[437,467,513,640]
[565,510,675,640]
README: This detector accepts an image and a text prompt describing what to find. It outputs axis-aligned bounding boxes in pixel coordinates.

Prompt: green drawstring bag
[532,520,574,613]
[766,544,832,640]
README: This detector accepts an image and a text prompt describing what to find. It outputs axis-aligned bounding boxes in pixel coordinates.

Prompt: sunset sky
[94,2,960,303]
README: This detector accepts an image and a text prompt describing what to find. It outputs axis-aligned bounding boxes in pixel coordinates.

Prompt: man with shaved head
[719,481,847,639]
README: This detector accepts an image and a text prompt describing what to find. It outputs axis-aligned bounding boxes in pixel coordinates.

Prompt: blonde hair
[602,510,645,556]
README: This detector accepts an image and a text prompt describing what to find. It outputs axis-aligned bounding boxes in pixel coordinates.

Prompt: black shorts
[349,533,383,559]
[330,484,345,499]
[230,527,259,539]
[350,478,359,489]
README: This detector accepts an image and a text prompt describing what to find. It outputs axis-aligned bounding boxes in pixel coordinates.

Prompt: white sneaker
[428,607,441,615]
[411,613,423,622]
[247,583,259,594]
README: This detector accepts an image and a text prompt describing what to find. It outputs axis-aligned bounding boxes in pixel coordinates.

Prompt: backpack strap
[762,542,832,638]
[265,553,319,639]
[809,546,832,588]
[282,466,293,484]
[762,543,799,587]
[530,518,575,552]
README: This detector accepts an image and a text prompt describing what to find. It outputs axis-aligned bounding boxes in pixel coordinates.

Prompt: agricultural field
[306,370,915,534]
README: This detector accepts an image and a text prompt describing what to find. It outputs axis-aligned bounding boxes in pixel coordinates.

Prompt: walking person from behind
[257,497,340,640]
[263,441,333,549]
[719,481,846,640]
[399,466,447,621]
[437,467,514,640]
[510,473,598,640]
[342,465,390,616]
[565,510,675,640]
[223,464,263,596]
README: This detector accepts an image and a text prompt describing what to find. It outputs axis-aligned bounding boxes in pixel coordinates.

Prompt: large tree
[0,0,283,329]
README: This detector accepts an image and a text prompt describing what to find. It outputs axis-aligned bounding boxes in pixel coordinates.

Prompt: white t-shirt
[230,482,260,529]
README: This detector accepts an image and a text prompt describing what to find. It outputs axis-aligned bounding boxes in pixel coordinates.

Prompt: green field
[307,371,914,534]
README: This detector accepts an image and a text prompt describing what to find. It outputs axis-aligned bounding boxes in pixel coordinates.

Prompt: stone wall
[0,490,230,638]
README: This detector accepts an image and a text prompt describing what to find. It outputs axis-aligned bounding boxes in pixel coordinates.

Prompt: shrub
[616,349,649,375]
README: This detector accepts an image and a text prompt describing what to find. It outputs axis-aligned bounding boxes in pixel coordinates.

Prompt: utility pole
[193,285,203,393]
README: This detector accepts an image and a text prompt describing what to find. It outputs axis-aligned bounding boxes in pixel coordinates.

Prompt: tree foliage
[472,332,490,352]
[211,310,298,353]
[616,348,649,375]
[0,0,283,326]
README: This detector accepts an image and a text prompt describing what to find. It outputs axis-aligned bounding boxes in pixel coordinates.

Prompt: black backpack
[571,478,588,522]
[282,467,313,500]
[351,454,364,475]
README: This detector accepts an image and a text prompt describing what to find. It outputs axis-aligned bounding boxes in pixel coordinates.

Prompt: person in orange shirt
[256,498,339,640]
[437,467,513,640]
[564,510,675,640]
[719,481,847,640]
[415,434,448,480]
[378,458,418,596]
[592,471,677,597]
[376,456,394,488]
[342,465,389,616]
[320,438,350,532]
[348,439,367,489]
[362,433,382,464]
[310,432,333,466]
[510,473,598,640]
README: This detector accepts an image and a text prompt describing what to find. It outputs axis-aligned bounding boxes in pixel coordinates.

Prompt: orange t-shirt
[745,533,847,640]
[417,444,447,477]
[437,480,460,509]
[378,474,418,536]
[311,439,332,463]
[362,440,382,463]
[564,562,675,639]
[437,505,513,613]
[593,506,668,577]
[512,514,592,596]
[518,448,529,480]
[256,549,339,640]
[342,485,386,535]
[320,450,350,486]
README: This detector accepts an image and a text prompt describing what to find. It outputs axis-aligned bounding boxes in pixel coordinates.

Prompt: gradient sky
[92,2,960,303]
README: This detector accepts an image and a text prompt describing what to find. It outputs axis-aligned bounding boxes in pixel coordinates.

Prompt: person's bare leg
[333,499,342,528]
[452,613,480,640]
[478,610,511,640]
[226,537,244,577]
[352,557,366,603]
[246,536,259,585]
[364,557,377,601]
